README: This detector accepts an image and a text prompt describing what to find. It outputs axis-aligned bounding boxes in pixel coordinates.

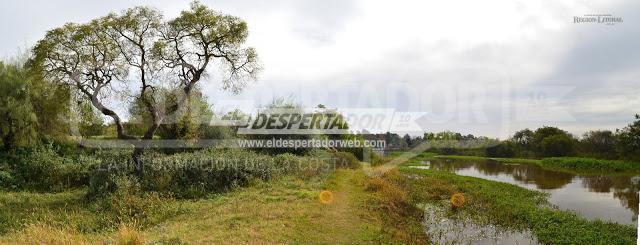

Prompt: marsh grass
[434,154,640,174]
[541,157,640,172]
[434,155,542,165]
[400,166,637,244]
[364,169,428,243]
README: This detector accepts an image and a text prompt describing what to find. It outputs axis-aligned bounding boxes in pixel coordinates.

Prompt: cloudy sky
[1,0,638,138]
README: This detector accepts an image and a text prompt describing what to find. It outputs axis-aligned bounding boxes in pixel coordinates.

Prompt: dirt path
[302,169,383,243]
[138,169,384,243]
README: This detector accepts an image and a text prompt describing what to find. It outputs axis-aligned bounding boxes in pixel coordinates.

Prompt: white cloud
[1,0,637,138]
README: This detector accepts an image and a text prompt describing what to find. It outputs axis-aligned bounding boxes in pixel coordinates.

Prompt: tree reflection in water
[427,158,640,223]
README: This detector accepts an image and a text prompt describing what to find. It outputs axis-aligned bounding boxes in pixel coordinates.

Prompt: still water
[418,158,640,225]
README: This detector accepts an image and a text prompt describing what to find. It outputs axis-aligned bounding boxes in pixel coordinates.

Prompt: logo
[234,108,427,135]
[573,14,623,26]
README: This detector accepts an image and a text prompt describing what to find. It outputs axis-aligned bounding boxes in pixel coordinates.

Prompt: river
[415,158,640,225]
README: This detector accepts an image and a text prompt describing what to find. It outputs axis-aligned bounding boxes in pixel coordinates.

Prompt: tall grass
[87,148,337,199]
[0,145,96,191]
[364,169,427,242]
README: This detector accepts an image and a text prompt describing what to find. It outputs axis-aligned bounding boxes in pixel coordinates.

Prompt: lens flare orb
[319,190,334,204]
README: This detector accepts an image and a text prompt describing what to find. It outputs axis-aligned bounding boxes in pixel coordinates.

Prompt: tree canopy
[32,1,260,141]
[0,62,38,150]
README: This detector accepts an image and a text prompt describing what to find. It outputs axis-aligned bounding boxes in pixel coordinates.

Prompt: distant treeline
[363,116,640,162]
[485,119,640,162]
[2,58,638,163]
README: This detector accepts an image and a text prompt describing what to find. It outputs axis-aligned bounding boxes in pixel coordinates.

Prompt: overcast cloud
[1,0,637,138]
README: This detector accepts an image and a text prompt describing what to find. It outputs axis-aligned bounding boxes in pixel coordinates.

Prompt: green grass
[4,149,636,243]
[399,166,637,244]
[387,151,437,158]
[0,190,112,235]
[540,157,640,172]
[140,170,387,243]
[434,155,542,164]
[432,154,640,174]
[0,169,398,243]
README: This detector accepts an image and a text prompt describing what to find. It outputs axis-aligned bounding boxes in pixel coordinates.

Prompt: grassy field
[0,169,408,243]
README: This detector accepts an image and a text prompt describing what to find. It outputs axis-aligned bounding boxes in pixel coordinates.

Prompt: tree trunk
[132,147,144,177]
[132,121,161,177]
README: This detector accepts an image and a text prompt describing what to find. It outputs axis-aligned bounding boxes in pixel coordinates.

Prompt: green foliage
[76,102,105,137]
[491,119,640,161]
[92,175,173,227]
[0,188,179,238]
[0,145,94,191]
[616,115,640,162]
[501,126,577,158]
[332,151,361,169]
[368,151,385,167]
[87,149,334,199]
[541,157,640,172]
[128,88,215,139]
[0,56,71,149]
[540,134,574,157]
[579,130,617,159]
[32,1,260,141]
[0,62,39,149]
[0,190,109,235]
[433,155,541,165]
[532,126,568,145]
[512,129,534,147]
[485,142,516,158]
[532,126,574,157]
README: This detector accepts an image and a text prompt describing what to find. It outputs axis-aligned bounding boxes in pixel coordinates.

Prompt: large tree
[580,130,617,159]
[617,114,640,162]
[0,62,38,150]
[32,2,260,174]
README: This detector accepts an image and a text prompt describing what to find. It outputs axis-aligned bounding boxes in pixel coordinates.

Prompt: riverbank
[433,155,541,165]
[433,154,640,174]
[392,156,637,244]
[540,157,640,172]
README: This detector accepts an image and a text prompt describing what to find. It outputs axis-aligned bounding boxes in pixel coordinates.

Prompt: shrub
[541,134,574,157]
[371,156,394,167]
[88,175,177,230]
[0,145,95,191]
[332,151,361,169]
[485,142,516,158]
[616,114,640,162]
[87,149,334,199]
[579,130,617,159]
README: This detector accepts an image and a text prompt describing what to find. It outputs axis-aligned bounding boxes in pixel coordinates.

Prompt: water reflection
[425,158,640,225]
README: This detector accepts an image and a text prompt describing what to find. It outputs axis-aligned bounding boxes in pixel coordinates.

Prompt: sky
[1,0,638,138]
